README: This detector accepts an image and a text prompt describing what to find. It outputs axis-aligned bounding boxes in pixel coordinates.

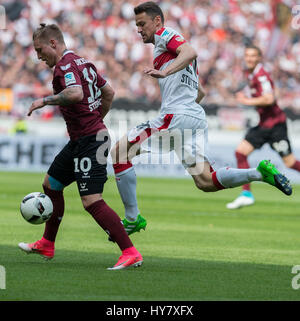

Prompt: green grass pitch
[0,171,300,301]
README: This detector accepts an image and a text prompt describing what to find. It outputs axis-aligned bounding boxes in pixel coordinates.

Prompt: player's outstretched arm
[236,92,275,107]
[43,87,84,106]
[27,87,84,116]
[100,83,115,119]
[144,43,197,78]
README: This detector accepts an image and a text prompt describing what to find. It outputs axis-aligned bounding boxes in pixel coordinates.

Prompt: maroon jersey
[245,63,286,128]
[52,50,107,141]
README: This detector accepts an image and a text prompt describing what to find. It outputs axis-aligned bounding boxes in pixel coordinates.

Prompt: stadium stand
[0,0,299,123]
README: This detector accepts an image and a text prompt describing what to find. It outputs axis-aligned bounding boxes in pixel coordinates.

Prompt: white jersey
[153,27,206,120]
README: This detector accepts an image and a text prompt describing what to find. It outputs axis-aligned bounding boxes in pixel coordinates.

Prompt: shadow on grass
[0,244,299,301]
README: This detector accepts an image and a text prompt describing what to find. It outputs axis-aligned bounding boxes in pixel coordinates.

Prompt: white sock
[115,167,139,222]
[216,167,262,188]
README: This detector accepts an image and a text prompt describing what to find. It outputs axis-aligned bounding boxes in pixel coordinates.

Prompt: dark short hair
[134,1,164,24]
[33,23,65,44]
[245,44,262,56]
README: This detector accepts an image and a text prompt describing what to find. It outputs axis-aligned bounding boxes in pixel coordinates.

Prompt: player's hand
[28,98,45,116]
[143,68,167,78]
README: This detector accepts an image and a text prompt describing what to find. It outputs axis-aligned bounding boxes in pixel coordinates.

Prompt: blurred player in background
[110,2,292,236]
[18,23,143,270]
[227,45,300,209]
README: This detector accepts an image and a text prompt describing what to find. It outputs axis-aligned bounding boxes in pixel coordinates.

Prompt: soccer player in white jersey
[110,1,292,238]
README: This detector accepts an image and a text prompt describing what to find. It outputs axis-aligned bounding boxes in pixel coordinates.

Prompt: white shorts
[128,113,210,168]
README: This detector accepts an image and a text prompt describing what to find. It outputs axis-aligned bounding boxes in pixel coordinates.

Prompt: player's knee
[283,156,295,168]
[81,194,102,209]
[82,198,90,210]
[194,177,212,192]
[283,159,290,168]
[44,176,64,191]
[43,175,64,191]
[82,196,92,210]
[42,179,51,190]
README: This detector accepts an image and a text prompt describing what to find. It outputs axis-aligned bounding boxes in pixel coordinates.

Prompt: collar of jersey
[252,62,263,76]
[62,50,74,57]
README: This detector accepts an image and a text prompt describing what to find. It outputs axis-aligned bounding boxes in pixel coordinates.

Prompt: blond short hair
[33,23,65,44]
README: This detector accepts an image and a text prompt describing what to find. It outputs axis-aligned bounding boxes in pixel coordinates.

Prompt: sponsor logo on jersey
[175,35,185,42]
[89,98,102,112]
[64,72,76,86]
[161,29,170,37]
[181,73,198,90]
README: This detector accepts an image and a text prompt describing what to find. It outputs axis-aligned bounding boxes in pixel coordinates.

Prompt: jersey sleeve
[166,35,186,54]
[155,27,186,55]
[97,72,107,89]
[255,73,274,95]
[56,64,82,91]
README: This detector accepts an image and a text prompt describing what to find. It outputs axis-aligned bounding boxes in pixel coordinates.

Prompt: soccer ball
[20,192,53,224]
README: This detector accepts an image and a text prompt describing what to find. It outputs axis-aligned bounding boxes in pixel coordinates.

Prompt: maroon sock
[212,171,225,190]
[235,151,251,191]
[85,199,133,251]
[42,186,65,242]
[291,160,300,172]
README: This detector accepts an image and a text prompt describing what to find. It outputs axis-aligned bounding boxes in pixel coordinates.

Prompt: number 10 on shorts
[74,157,92,173]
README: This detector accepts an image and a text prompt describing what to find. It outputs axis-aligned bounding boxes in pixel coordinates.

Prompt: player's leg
[235,140,255,190]
[175,116,261,193]
[82,192,134,252]
[189,159,292,196]
[77,135,142,270]
[269,122,300,173]
[41,174,65,244]
[111,120,162,236]
[18,174,65,260]
[226,139,256,209]
[19,143,74,260]
[282,153,300,172]
[188,161,263,192]
[111,135,145,233]
[226,125,268,209]
[180,117,292,196]
[82,193,142,270]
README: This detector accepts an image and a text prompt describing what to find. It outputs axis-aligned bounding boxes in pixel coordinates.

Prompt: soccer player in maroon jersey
[18,23,143,270]
[227,45,300,209]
